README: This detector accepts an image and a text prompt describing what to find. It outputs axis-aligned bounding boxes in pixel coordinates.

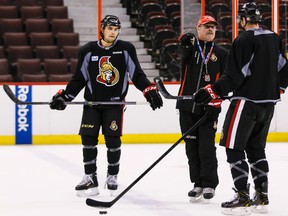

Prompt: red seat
[15,0,40,6]
[62,46,81,61]
[25,18,50,34]
[17,58,47,81]
[7,45,33,65]
[56,32,80,47]
[0,6,19,19]
[30,32,55,48]
[44,58,73,82]
[34,46,61,61]
[42,0,64,6]
[46,6,68,20]
[50,18,74,34]
[20,6,44,20]
[0,19,24,33]
[2,32,28,49]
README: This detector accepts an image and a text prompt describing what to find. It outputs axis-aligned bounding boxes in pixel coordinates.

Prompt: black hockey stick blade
[3,84,147,106]
[86,112,208,208]
[153,76,193,100]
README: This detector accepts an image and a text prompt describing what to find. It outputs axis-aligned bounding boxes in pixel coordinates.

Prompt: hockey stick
[2,84,148,106]
[153,76,193,100]
[86,112,208,208]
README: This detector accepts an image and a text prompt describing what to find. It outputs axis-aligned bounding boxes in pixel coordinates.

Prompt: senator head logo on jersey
[96,56,119,86]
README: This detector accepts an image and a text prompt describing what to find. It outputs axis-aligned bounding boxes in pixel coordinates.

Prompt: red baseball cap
[197,15,219,27]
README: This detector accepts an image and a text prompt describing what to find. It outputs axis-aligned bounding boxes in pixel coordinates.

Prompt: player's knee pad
[81,135,98,163]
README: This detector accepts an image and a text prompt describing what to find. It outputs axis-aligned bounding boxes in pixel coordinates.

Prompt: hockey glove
[143,85,163,110]
[178,32,196,48]
[193,84,219,105]
[49,89,73,110]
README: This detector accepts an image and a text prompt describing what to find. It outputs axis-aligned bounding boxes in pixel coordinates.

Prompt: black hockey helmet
[237,2,262,24]
[101,15,121,29]
[100,15,121,39]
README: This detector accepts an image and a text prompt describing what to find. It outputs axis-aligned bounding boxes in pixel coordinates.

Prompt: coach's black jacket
[176,39,228,118]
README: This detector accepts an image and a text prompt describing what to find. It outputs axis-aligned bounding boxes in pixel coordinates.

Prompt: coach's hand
[178,32,196,48]
[143,85,163,110]
[193,84,219,105]
[49,89,73,110]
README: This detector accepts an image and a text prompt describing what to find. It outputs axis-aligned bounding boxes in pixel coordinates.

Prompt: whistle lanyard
[196,40,214,65]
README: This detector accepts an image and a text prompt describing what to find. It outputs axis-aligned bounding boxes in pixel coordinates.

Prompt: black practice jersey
[65,40,151,101]
[176,39,228,114]
[214,28,288,103]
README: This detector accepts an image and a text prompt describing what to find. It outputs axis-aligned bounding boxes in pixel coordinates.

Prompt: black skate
[188,187,203,202]
[75,173,99,197]
[251,182,269,214]
[203,187,215,200]
[221,185,251,216]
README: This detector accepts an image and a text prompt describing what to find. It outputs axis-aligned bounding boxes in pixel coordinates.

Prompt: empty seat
[46,6,68,20]
[139,2,163,25]
[7,45,33,65]
[164,2,181,19]
[0,19,24,33]
[0,6,19,18]
[62,46,81,60]
[25,18,50,34]
[145,14,169,39]
[17,58,47,81]
[44,58,72,82]
[56,32,79,47]
[30,32,55,48]
[0,58,13,81]
[42,0,64,6]
[2,32,28,48]
[50,19,74,34]
[20,6,44,20]
[159,38,179,69]
[152,25,177,52]
[34,46,60,61]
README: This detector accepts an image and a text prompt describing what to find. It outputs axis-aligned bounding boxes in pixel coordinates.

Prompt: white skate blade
[221,207,251,216]
[189,195,203,203]
[251,205,268,214]
[76,187,99,197]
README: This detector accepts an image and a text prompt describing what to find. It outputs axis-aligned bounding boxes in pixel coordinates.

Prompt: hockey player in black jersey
[177,15,228,202]
[49,15,163,197]
[194,2,288,215]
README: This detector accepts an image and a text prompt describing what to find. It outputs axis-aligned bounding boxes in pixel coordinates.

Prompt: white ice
[0,143,287,216]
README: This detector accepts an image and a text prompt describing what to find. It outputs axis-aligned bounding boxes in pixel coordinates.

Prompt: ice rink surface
[0,142,287,216]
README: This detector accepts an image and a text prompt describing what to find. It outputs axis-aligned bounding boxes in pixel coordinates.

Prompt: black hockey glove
[178,32,196,48]
[193,84,220,105]
[49,89,73,110]
[143,85,163,110]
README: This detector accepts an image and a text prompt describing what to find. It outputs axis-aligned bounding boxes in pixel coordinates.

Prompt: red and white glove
[193,84,220,105]
[143,85,163,110]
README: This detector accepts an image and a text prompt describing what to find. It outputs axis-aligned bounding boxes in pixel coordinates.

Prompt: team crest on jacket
[97,56,119,86]
[110,120,118,131]
[210,53,217,62]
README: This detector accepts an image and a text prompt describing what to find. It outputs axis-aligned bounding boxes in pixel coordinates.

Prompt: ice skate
[75,174,99,197]
[203,187,215,202]
[221,185,251,216]
[251,182,269,214]
[105,174,118,195]
[188,187,203,202]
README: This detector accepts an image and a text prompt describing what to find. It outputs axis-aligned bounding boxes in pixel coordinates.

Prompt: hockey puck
[99,210,107,214]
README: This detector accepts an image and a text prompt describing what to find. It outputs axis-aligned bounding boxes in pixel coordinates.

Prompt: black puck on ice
[99,210,107,214]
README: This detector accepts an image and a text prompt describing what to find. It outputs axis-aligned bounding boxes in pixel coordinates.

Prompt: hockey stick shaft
[153,76,193,100]
[3,84,148,106]
[86,112,208,208]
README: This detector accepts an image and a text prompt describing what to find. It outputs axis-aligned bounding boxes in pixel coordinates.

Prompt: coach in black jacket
[176,15,228,201]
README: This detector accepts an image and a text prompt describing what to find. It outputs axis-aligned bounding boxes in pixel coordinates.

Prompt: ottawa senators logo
[210,53,217,62]
[110,120,118,131]
[96,56,119,86]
